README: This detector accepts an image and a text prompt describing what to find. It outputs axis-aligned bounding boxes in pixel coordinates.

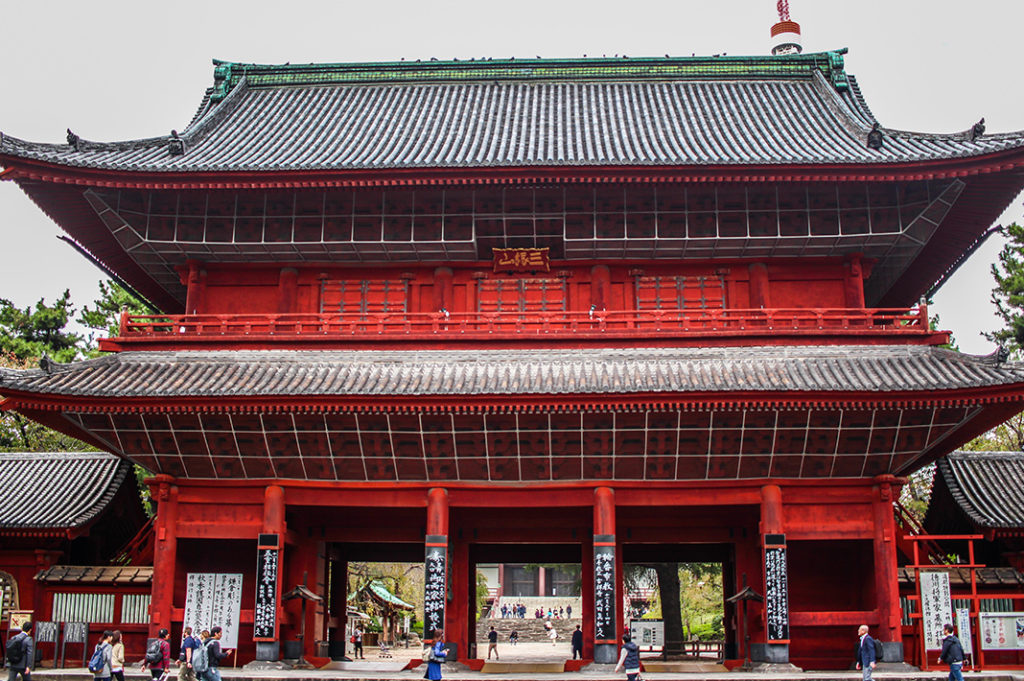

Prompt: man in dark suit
[571,625,583,660]
[855,624,876,681]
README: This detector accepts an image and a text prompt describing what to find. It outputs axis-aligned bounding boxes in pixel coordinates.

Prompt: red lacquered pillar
[150,477,178,637]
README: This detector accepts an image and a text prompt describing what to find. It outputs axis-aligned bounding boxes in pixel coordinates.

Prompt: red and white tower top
[771,0,802,55]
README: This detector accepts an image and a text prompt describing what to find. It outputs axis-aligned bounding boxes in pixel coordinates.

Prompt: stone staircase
[477,616,581,643]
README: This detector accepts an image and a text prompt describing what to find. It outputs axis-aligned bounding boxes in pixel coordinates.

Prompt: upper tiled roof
[3,51,1022,174]
[934,451,1024,529]
[1,345,1021,401]
[0,452,132,531]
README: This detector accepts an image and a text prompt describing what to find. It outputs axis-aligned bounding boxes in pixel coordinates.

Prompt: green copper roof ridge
[208,49,850,102]
[212,49,847,71]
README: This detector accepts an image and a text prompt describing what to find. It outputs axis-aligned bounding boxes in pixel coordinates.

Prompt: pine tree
[987,223,1024,355]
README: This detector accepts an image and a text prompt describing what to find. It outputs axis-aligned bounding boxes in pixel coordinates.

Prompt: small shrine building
[3,50,1024,670]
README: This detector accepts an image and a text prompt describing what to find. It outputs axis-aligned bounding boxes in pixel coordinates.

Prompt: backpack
[422,644,436,663]
[88,645,106,674]
[6,634,24,665]
[873,637,884,662]
[191,640,210,673]
[145,639,163,665]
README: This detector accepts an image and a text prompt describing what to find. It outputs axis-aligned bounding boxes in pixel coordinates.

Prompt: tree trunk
[653,563,685,659]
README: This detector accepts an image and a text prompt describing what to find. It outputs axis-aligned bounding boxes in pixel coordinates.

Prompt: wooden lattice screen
[477,278,567,313]
[633,275,726,310]
[320,280,409,315]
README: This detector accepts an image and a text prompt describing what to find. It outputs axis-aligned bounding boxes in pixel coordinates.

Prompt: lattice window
[52,593,115,624]
[121,594,151,624]
[320,280,408,315]
[634,275,725,310]
[477,279,567,313]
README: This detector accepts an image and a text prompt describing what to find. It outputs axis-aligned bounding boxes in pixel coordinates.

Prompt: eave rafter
[5,148,1024,191]
[4,384,1024,414]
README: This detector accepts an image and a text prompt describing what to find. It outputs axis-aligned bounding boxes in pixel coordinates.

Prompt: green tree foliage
[77,280,151,353]
[0,290,84,363]
[0,282,155,516]
[988,223,1024,355]
[475,571,490,621]
[897,463,935,526]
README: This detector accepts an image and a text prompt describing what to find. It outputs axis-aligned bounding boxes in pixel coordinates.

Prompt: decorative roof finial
[971,118,986,141]
[66,128,80,150]
[168,129,185,156]
[867,123,884,150]
[770,0,802,55]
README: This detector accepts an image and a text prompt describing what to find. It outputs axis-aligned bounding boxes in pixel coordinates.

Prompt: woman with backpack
[145,629,171,680]
[89,631,113,681]
[110,631,125,681]
[422,628,448,681]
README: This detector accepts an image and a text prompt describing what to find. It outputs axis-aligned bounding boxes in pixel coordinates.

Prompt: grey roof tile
[1,345,1021,401]
[3,54,1023,174]
[936,452,1024,529]
[0,452,131,530]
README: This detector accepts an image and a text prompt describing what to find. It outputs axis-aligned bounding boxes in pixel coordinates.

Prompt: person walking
[199,627,231,681]
[571,625,583,660]
[352,627,364,659]
[6,621,34,681]
[90,631,113,681]
[177,627,199,681]
[547,625,558,646]
[110,631,125,681]
[145,629,171,680]
[487,626,499,660]
[422,628,448,681]
[854,625,877,681]
[939,623,965,681]
[613,633,641,681]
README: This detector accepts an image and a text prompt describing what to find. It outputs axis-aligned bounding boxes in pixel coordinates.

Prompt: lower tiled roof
[936,452,1024,529]
[35,565,152,584]
[0,345,1021,401]
[0,452,132,531]
[897,566,1024,586]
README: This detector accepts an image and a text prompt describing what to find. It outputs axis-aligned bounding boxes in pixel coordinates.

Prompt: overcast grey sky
[2,0,1022,354]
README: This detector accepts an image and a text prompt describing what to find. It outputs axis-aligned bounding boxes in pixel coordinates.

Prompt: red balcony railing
[105,305,942,349]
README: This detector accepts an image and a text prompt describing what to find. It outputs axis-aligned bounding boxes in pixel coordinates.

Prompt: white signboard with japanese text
[629,619,663,649]
[980,613,1024,650]
[919,571,952,650]
[955,607,973,656]
[184,573,243,649]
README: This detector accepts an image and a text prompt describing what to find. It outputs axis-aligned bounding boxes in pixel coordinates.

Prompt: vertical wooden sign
[594,541,616,642]
[764,534,789,643]
[424,538,447,639]
[254,534,280,642]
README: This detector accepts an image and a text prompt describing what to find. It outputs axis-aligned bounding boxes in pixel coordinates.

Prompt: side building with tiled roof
[0,452,150,655]
[926,451,1024,568]
[3,49,1024,670]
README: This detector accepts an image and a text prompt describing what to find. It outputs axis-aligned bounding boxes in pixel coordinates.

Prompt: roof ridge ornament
[867,122,884,150]
[66,128,80,151]
[167,129,185,156]
[210,61,234,102]
[971,117,986,141]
